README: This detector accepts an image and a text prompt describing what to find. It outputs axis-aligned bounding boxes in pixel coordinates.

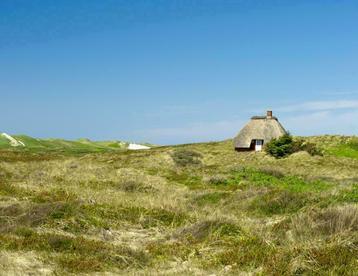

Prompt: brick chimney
[267,110,273,119]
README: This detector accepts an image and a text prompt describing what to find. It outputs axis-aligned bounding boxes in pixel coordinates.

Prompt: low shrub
[301,141,323,156]
[265,134,296,158]
[171,149,202,167]
[265,134,322,158]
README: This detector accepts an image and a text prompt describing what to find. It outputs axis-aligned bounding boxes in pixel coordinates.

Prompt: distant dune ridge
[0,133,151,153]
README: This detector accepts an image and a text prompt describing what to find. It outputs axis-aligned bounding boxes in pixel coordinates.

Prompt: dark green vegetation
[0,135,357,274]
[265,133,322,158]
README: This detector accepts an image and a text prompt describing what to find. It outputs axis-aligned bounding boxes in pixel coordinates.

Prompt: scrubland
[0,136,357,275]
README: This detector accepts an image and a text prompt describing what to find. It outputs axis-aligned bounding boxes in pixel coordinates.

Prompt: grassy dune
[0,136,357,275]
[0,135,129,154]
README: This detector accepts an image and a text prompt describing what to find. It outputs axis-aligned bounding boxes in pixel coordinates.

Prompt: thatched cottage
[234,111,286,151]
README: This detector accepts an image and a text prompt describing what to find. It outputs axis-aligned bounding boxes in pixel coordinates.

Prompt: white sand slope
[1,133,25,147]
[128,143,150,150]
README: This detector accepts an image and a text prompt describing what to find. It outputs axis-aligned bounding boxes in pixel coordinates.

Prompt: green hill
[0,135,357,274]
[0,134,133,153]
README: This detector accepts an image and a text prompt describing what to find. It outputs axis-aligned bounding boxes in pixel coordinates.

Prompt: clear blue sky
[1,0,358,144]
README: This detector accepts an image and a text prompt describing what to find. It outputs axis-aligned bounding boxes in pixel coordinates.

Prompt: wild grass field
[0,135,357,275]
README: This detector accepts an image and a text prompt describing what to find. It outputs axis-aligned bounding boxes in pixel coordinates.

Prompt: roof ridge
[251,116,278,120]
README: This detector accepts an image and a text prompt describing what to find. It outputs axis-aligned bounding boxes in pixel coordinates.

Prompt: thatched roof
[234,113,286,149]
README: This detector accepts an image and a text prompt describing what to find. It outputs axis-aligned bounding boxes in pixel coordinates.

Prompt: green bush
[264,134,295,158]
[265,134,321,158]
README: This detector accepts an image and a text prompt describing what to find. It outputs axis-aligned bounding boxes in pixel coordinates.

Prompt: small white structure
[128,143,150,150]
[1,133,25,147]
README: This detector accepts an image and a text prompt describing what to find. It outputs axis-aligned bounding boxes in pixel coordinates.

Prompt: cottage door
[255,140,264,151]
